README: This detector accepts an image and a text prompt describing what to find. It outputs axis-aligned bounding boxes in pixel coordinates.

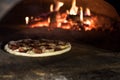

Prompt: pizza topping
[8,44,19,50]
[8,41,19,50]
[5,39,71,55]
[18,47,28,53]
[32,48,42,53]
[54,47,61,51]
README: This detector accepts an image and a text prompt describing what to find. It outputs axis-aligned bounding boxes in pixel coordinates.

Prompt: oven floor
[0,25,120,80]
[0,43,120,80]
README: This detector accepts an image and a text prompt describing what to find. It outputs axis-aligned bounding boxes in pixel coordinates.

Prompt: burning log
[67,15,80,22]
[25,0,118,32]
[49,12,58,29]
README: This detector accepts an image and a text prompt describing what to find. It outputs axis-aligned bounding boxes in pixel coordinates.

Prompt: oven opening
[0,0,120,52]
[0,0,120,80]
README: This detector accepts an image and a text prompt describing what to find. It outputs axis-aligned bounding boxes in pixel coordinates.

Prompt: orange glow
[50,4,54,12]
[50,1,64,12]
[61,23,71,29]
[85,8,91,16]
[69,0,78,15]
[80,7,83,22]
[83,19,96,31]
[56,13,67,23]
[83,20,91,25]
[84,27,91,31]
[55,1,64,11]
[27,0,99,31]
[30,18,50,28]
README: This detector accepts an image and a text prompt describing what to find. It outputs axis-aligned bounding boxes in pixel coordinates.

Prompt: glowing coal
[25,0,115,31]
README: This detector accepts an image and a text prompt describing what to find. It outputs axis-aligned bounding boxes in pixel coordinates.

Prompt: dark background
[105,0,120,16]
[0,0,120,25]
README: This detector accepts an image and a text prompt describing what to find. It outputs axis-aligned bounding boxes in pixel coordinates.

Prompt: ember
[25,0,114,31]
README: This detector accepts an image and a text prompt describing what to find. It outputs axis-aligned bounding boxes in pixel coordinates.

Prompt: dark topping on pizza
[8,44,19,50]
[5,39,71,54]
[46,46,53,49]
[55,47,61,51]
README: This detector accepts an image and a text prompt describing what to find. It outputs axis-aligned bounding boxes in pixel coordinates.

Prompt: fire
[50,4,54,12]
[30,18,50,28]
[54,0,64,11]
[27,0,98,31]
[50,0,64,12]
[85,8,91,16]
[80,7,83,22]
[25,16,29,24]
[83,16,98,31]
[84,19,93,31]
[69,0,78,15]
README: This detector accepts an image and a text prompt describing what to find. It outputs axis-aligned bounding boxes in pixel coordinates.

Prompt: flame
[84,27,91,31]
[85,8,91,16]
[56,13,67,23]
[50,4,54,12]
[61,23,71,30]
[79,7,94,31]
[27,0,99,31]
[84,20,91,25]
[80,7,83,22]
[83,19,95,31]
[69,0,78,15]
[55,0,64,11]
[30,18,50,28]
[50,1,64,12]
[25,17,29,24]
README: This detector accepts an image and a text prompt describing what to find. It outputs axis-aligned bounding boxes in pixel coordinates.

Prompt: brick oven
[0,0,120,80]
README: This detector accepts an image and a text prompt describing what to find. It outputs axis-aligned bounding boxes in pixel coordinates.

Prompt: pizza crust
[4,39,71,57]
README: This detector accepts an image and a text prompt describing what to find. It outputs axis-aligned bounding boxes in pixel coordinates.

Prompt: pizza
[4,39,71,57]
